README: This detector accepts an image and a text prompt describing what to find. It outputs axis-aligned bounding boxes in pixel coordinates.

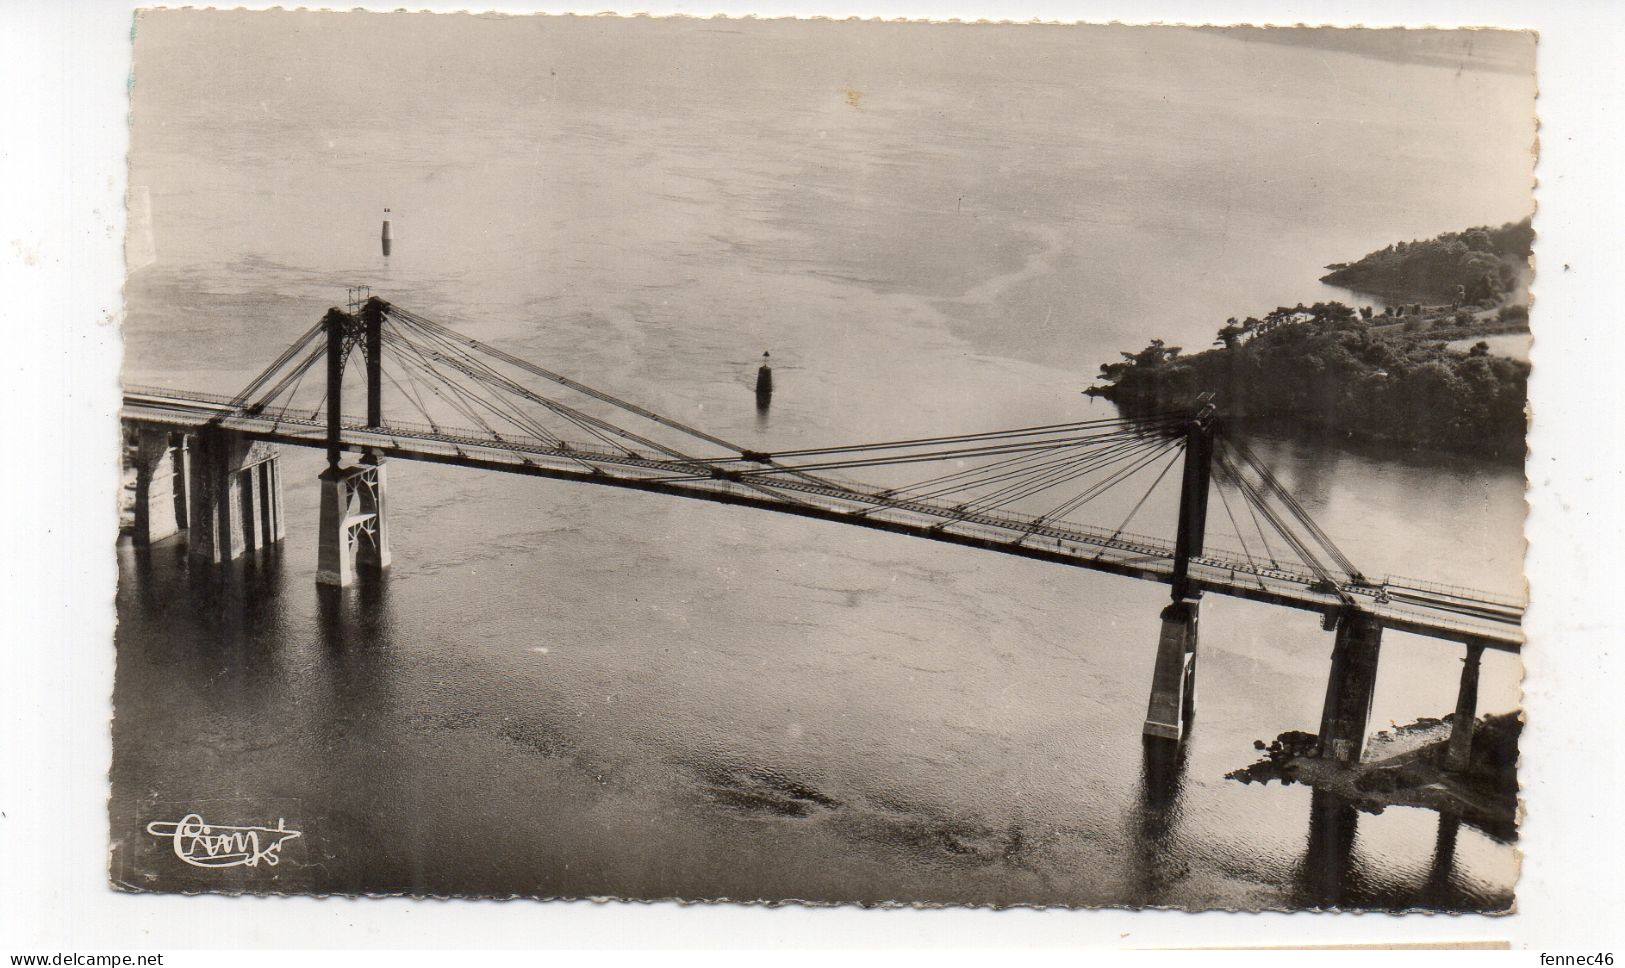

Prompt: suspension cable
[1109,441,1185,540]
[389,325,631,455]
[392,306,745,453]
[1212,470,1263,574]
[1223,435,1363,581]
[247,343,325,411]
[1041,437,1181,522]
[231,320,325,407]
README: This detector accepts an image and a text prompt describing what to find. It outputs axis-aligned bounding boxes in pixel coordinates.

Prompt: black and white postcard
[112,11,1534,911]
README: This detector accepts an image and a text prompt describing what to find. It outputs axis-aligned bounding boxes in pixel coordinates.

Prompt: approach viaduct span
[120,295,1524,769]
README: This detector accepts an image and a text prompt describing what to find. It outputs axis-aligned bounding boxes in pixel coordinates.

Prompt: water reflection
[1297,788,1361,909]
[316,576,394,656]
[318,575,462,894]
[1130,737,1190,903]
[110,423,1522,908]
[113,524,1519,907]
[1424,813,1462,906]
[313,577,401,744]
[1291,790,1480,911]
[1271,433,1342,514]
[121,539,174,616]
[119,535,289,659]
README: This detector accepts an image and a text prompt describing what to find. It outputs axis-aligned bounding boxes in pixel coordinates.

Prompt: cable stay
[391,306,745,453]
[1212,443,1352,604]
[231,320,325,410]
[1220,435,1364,583]
[204,296,1444,624]
[1108,443,1185,542]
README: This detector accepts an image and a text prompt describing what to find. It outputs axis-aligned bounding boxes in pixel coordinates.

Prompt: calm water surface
[114,14,1532,908]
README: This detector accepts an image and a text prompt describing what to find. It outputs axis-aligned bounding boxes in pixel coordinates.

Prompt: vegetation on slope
[1088,220,1533,454]
[1319,217,1533,304]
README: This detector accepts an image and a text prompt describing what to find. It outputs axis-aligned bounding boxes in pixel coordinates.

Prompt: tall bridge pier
[187,429,285,563]
[131,425,285,561]
[1314,607,1490,768]
[1447,644,1485,771]
[1136,402,1486,769]
[1317,608,1384,763]
[127,298,394,585]
[1143,597,1201,741]
[1143,404,1214,742]
[130,428,190,546]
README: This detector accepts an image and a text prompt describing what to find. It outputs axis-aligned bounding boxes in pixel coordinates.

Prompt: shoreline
[1086,219,1533,452]
[1084,392,1530,461]
[1085,303,1529,454]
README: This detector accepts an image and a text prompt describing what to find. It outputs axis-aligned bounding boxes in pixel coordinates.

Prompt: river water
[114,13,1533,908]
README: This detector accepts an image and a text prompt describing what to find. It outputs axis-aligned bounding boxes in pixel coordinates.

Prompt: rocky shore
[1228,712,1521,842]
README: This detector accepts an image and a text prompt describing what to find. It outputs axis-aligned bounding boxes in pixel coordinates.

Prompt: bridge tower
[315,298,392,587]
[1143,401,1216,742]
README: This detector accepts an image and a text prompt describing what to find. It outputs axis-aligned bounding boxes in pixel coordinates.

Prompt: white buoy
[381,208,393,257]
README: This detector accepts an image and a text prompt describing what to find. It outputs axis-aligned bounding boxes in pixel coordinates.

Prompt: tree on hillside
[1215,317,1247,350]
[1098,338,1182,382]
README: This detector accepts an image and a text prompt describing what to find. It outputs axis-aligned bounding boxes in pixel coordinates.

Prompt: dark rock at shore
[1226,713,1521,843]
[1227,730,1318,785]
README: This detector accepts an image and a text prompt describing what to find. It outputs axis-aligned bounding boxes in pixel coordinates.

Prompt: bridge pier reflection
[1424,812,1461,902]
[1130,735,1191,902]
[317,569,392,652]
[1299,787,1361,908]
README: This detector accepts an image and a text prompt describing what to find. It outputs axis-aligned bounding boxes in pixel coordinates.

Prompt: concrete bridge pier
[131,429,190,546]
[316,458,391,588]
[187,430,285,563]
[1446,644,1485,771]
[1317,608,1384,763]
[1143,597,1200,741]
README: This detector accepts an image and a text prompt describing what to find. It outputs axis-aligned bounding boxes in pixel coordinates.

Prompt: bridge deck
[123,386,1524,651]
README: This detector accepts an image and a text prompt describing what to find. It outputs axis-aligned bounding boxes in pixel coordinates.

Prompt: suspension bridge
[120,294,1524,767]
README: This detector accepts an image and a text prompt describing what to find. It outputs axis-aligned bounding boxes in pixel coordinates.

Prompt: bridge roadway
[123,386,1524,652]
